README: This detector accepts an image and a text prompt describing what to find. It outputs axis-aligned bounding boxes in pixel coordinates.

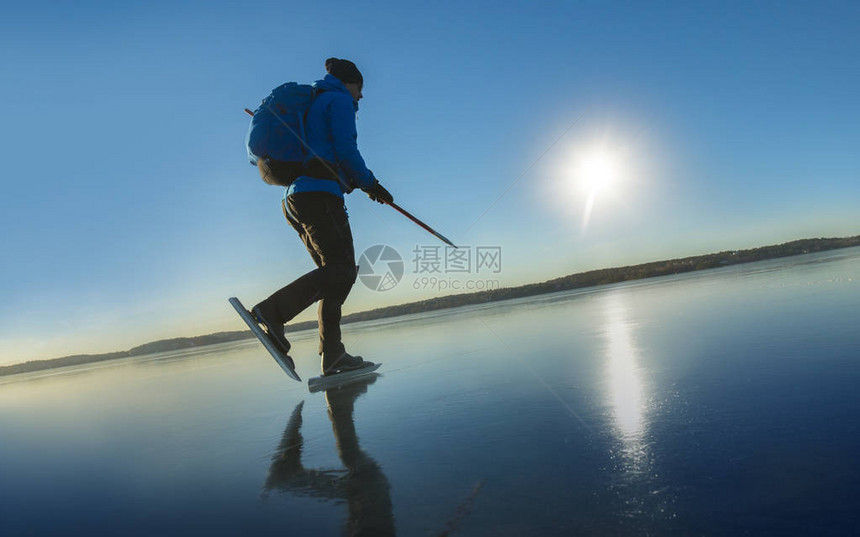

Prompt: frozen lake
[1,248,859,536]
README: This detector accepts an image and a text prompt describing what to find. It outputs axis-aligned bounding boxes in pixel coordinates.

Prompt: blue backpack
[245,82,315,186]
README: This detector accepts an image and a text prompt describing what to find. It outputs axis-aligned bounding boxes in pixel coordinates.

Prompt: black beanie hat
[325,57,363,86]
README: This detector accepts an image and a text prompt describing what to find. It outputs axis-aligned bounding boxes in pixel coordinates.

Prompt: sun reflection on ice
[601,292,649,471]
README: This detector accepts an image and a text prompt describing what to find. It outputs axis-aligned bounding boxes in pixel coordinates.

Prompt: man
[252,58,393,376]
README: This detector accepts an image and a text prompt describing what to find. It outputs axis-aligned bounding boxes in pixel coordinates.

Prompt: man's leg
[252,197,326,352]
[316,262,357,357]
[292,194,357,357]
[257,192,356,358]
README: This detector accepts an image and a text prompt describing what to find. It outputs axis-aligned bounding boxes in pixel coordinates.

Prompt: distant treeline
[0,331,253,378]
[2,235,857,378]
[337,236,860,322]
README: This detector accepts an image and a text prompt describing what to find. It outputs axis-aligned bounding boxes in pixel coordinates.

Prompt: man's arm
[328,94,376,190]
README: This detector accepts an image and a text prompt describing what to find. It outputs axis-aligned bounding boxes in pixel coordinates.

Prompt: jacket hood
[313,74,358,110]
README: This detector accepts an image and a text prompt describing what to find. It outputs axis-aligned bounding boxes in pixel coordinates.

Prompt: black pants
[256,191,357,356]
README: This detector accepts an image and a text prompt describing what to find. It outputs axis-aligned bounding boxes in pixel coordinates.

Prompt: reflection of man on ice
[264,377,395,536]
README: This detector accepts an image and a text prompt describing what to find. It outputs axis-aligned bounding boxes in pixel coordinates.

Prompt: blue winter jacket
[286,75,376,200]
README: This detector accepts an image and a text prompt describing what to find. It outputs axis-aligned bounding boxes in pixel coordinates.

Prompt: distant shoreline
[2,235,858,378]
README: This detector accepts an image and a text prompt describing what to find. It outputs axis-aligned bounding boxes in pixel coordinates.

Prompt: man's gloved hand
[364,181,394,204]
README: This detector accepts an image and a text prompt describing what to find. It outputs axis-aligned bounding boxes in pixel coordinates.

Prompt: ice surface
[1,248,858,535]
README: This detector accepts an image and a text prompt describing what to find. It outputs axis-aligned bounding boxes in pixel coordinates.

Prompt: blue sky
[1,1,858,364]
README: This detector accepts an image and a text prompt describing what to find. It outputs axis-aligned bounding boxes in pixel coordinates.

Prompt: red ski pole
[385,202,457,248]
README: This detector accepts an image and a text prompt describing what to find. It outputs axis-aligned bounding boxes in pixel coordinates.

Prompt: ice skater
[250,58,393,376]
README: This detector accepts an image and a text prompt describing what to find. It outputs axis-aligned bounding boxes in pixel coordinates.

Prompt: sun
[568,145,629,231]
[575,148,621,196]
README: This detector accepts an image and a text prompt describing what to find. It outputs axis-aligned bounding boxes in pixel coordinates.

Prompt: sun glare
[575,148,622,196]
[566,144,630,232]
